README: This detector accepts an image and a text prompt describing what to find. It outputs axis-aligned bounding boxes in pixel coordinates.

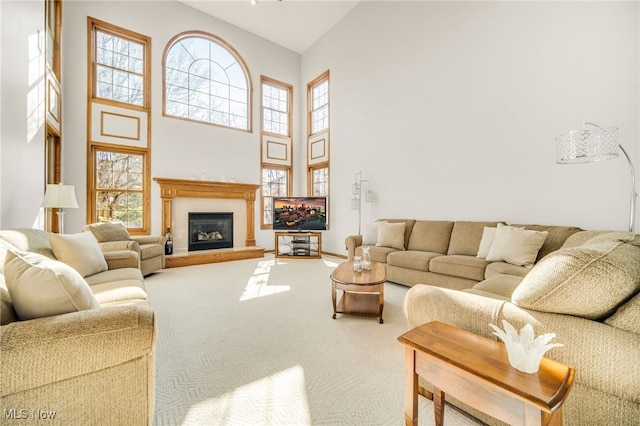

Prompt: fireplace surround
[154,177,263,266]
[188,212,233,251]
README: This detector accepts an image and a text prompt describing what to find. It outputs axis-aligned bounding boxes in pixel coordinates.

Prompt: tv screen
[273,197,327,231]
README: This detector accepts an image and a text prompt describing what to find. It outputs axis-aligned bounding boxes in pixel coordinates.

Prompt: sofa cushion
[484,261,531,279]
[477,224,522,259]
[512,235,640,320]
[448,221,503,256]
[377,219,416,248]
[50,232,108,278]
[429,255,487,281]
[361,223,379,245]
[472,274,523,299]
[84,267,144,286]
[476,226,497,259]
[511,224,583,261]
[387,250,442,272]
[604,292,640,334]
[4,250,99,320]
[90,280,148,306]
[486,224,548,267]
[407,220,454,253]
[376,221,406,250]
[85,221,131,242]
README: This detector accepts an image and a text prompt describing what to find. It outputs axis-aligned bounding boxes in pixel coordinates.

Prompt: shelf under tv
[274,232,322,259]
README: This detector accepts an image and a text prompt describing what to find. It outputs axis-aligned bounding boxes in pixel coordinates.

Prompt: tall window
[94,149,145,227]
[260,76,292,228]
[44,0,62,232]
[164,32,252,131]
[94,28,146,107]
[310,166,328,196]
[310,78,329,134]
[307,71,330,203]
[263,81,289,136]
[88,18,151,234]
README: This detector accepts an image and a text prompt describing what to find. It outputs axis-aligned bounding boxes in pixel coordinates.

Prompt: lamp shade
[556,125,619,164]
[42,183,79,209]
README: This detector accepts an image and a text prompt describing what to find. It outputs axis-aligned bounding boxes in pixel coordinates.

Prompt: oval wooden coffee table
[331,261,386,323]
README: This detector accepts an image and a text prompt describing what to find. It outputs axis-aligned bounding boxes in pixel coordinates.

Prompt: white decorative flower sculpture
[489,320,563,374]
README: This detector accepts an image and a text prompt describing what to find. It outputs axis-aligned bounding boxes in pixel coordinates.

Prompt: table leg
[433,386,445,426]
[404,347,418,426]
[331,281,337,319]
[379,283,384,324]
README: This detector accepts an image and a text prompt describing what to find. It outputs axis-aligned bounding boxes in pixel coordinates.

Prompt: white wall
[0,1,46,229]
[61,1,301,250]
[3,1,638,257]
[303,1,640,254]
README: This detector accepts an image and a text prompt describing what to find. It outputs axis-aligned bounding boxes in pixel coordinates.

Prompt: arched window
[163,32,252,131]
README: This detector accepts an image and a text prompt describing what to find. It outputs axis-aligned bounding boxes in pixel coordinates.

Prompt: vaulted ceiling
[177,0,361,54]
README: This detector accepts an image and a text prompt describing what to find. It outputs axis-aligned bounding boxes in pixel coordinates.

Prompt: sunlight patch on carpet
[323,258,340,267]
[240,259,291,301]
[182,365,311,425]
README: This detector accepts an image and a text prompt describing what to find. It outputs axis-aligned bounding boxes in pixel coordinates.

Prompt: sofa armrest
[345,234,363,261]
[103,249,140,270]
[1,304,156,397]
[403,284,640,404]
[99,240,140,253]
[403,284,511,338]
[131,235,166,246]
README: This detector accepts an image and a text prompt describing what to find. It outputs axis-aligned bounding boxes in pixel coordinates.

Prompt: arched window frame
[162,31,253,132]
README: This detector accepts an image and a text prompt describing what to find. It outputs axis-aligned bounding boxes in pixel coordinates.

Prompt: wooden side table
[397,321,574,426]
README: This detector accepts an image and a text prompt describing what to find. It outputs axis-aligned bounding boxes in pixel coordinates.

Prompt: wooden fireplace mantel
[154,177,263,267]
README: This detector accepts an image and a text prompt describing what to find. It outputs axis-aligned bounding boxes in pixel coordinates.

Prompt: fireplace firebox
[188,212,233,251]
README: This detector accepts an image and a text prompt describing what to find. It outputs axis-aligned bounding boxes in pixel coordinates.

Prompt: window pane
[95,30,145,107]
[261,168,289,225]
[312,167,328,196]
[262,81,290,137]
[95,150,145,228]
[164,35,249,130]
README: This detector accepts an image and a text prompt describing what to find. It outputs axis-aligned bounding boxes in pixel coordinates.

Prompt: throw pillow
[476,226,497,259]
[486,224,548,266]
[375,221,406,250]
[86,221,131,243]
[49,232,108,277]
[512,238,640,320]
[361,223,378,246]
[4,250,99,320]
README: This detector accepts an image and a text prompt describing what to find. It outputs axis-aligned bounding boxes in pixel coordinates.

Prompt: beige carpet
[145,254,483,425]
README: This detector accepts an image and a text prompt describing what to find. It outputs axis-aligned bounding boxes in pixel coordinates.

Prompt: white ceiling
[177,0,362,54]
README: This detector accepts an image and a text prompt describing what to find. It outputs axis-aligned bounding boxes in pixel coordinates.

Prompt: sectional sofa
[346,219,640,425]
[0,229,156,425]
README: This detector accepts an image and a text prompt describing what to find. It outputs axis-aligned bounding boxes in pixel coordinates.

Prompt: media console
[274,232,322,259]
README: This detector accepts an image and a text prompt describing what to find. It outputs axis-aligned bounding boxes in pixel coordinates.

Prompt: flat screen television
[273,197,327,231]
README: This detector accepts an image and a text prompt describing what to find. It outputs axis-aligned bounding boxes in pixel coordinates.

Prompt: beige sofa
[347,220,640,425]
[0,229,156,425]
[346,219,583,291]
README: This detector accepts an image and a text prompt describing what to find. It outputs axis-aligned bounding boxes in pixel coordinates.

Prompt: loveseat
[346,220,640,425]
[0,229,156,425]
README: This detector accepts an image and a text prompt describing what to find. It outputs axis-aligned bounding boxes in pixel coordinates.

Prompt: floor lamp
[556,122,637,233]
[42,183,79,234]
[351,171,373,235]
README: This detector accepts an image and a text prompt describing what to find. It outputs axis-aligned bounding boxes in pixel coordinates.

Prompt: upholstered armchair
[84,222,166,276]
